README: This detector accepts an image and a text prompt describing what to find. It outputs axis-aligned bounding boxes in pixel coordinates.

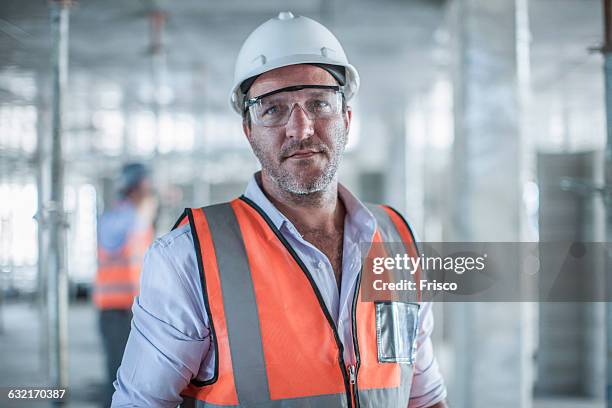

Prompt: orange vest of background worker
[94,222,153,309]
[94,162,156,408]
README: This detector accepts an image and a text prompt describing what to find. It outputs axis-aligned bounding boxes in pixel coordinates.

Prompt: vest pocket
[375,301,420,364]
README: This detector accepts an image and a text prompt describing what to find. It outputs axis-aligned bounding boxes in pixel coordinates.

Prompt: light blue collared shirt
[112,175,446,407]
[98,201,143,252]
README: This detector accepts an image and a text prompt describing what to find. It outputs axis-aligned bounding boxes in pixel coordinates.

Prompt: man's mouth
[285,149,321,160]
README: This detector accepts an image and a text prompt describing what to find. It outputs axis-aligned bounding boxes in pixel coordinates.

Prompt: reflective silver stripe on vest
[194,203,346,408]
[365,204,404,245]
[367,204,420,302]
[362,204,416,407]
[97,254,143,267]
[93,282,138,294]
[183,393,348,408]
[366,204,407,271]
[203,203,270,405]
[357,365,413,408]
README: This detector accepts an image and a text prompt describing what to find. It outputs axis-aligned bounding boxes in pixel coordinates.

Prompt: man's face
[243,64,352,195]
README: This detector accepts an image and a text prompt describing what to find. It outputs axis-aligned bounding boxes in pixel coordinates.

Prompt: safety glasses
[244,85,344,127]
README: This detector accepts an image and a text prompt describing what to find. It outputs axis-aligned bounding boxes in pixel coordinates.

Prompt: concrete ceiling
[0,0,446,111]
[0,0,605,176]
[528,0,605,151]
[0,0,602,109]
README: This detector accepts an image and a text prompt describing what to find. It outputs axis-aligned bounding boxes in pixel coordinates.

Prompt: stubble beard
[251,124,348,196]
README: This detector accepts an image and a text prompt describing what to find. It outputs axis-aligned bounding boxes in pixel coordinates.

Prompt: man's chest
[301,230,344,286]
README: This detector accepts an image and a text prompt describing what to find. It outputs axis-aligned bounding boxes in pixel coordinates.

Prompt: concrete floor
[0,299,104,408]
[0,299,606,408]
[533,399,604,408]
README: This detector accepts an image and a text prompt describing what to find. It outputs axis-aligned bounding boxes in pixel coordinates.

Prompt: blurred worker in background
[113,12,448,408]
[94,162,156,407]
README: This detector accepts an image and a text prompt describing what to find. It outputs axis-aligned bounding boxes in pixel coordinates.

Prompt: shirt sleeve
[408,301,447,408]
[112,226,211,407]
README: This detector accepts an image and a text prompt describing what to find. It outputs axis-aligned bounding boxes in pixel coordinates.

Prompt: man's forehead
[249,64,337,98]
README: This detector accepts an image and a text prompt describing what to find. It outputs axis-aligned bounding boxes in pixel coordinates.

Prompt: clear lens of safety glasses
[247,87,343,127]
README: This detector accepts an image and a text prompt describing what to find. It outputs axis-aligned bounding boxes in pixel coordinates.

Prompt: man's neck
[257,172,344,234]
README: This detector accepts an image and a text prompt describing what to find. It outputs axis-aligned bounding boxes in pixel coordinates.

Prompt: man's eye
[262,105,280,116]
[311,100,331,111]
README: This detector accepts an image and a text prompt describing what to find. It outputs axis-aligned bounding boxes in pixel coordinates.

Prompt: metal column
[149,9,167,157]
[449,0,531,406]
[603,1,612,406]
[47,0,71,391]
[35,75,50,377]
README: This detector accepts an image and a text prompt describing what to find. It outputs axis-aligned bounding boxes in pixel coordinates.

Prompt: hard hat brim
[229,56,360,114]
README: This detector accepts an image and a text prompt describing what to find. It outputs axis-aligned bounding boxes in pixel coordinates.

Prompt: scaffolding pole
[47,0,70,392]
[149,9,167,157]
[603,1,612,406]
[35,75,49,378]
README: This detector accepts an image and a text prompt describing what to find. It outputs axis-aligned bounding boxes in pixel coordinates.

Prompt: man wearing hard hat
[94,163,156,407]
[113,12,448,408]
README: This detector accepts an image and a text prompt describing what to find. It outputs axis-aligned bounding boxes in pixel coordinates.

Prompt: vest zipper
[238,196,355,408]
[351,269,363,408]
[348,364,357,407]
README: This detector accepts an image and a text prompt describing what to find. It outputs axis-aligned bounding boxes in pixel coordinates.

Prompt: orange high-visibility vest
[175,196,421,408]
[94,223,153,310]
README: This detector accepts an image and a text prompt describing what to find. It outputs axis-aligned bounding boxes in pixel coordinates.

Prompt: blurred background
[0,0,609,407]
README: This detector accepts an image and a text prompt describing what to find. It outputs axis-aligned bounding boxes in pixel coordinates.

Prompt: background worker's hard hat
[229,11,360,114]
[117,162,150,198]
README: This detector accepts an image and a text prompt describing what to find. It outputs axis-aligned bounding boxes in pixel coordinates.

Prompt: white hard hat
[229,11,360,114]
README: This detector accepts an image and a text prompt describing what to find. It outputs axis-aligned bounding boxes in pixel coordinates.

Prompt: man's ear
[344,106,352,135]
[242,117,251,141]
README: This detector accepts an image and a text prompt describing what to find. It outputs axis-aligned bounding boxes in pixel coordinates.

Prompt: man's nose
[285,103,314,140]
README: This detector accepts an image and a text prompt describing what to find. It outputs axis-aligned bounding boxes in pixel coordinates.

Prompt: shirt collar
[243,175,287,230]
[243,173,376,242]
